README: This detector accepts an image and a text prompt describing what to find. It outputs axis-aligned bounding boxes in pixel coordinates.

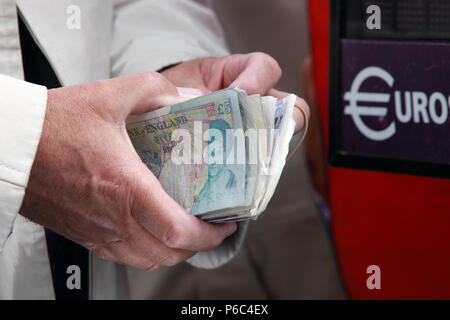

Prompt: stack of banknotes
[126,88,298,223]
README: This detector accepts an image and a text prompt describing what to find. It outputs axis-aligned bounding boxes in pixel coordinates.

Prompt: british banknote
[205,94,296,222]
[126,89,249,216]
[126,88,299,222]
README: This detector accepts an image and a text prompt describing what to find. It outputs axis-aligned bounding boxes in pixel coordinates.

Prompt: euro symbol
[344,66,396,141]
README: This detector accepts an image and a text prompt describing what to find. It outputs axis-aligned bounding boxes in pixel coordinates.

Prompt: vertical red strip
[308,0,450,299]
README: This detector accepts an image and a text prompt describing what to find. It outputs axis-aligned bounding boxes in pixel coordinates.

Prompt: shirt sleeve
[0,74,47,252]
[111,0,229,76]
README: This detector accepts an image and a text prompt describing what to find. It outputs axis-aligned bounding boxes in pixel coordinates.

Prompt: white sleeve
[0,74,47,252]
[111,0,229,76]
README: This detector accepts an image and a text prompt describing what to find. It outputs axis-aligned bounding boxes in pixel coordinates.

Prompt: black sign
[330,0,450,179]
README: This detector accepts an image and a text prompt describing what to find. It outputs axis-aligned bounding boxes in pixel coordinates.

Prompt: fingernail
[176,87,204,99]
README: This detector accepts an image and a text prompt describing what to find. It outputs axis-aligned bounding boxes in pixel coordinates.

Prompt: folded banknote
[126,88,299,222]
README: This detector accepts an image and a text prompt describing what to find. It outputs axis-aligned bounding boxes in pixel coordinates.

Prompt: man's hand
[20,72,236,271]
[161,52,310,134]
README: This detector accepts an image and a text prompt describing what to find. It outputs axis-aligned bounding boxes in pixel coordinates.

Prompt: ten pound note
[126,88,300,222]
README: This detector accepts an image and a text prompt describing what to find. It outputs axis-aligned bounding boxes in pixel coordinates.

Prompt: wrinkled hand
[20,72,236,271]
[162,52,310,134]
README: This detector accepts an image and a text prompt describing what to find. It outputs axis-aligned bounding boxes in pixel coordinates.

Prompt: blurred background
[126,0,346,300]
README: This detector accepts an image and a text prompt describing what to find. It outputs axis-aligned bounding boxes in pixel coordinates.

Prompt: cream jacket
[0,0,247,299]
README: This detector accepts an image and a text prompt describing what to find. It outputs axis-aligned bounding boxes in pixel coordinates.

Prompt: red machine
[308,0,450,299]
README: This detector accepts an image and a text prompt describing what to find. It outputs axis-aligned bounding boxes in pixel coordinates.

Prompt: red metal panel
[308,0,450,299]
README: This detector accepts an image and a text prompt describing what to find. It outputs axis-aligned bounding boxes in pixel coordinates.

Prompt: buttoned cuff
[0,74,47,252]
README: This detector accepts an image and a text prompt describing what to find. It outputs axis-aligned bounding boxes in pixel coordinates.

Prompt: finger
[88,239,152,270]
[161,60,213,94]
[92,240,158,271]
[100,240,162,271]
[84,72,188,119]
[176,87,208,99]
[126,221,196,267]
[268,88,310,134]
[94,225,195,271]
[224,53,282,95]
[131,166,237,251]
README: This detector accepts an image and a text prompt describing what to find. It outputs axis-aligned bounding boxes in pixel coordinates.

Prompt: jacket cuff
[0,74,47,252]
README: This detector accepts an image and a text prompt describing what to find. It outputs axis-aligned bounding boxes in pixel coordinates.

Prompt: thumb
[225,53,282,95]
[104,72,188,118]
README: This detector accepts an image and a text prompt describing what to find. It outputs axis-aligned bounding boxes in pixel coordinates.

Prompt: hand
[161,52,310,134]
[20,72,237,271]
